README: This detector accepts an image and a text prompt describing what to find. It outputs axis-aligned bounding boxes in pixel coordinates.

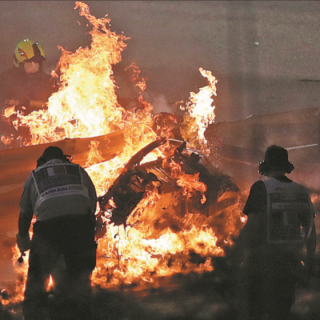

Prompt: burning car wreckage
[96,136,240,239]
[0,123,243,305]
[0,1,246,308]
[0,125,244,306]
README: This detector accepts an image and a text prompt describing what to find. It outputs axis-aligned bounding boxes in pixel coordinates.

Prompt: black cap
[265,145,288,168]
[37,146,68,167]
[261,145,294,174]
[41,146,65,161]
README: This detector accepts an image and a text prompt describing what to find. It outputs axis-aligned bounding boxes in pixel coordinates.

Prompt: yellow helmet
[13,38,45,67]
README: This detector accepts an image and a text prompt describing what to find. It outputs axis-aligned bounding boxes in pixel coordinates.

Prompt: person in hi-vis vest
[241,145,316,320]
[16,146,97,320]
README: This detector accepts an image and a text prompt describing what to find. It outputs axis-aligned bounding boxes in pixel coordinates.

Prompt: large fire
[1,1,244,305]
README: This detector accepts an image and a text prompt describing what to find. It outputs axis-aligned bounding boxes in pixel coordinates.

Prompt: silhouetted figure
[16,146,97,320]
[241,145,316,320]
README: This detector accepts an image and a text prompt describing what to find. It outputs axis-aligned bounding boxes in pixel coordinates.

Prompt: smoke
[144,92,173,115]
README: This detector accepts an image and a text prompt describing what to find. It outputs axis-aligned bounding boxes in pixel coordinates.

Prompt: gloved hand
[16,233,31,253]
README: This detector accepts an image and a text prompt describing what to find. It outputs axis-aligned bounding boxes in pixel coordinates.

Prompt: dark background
[0,1,319,121]
[0,3,320,318]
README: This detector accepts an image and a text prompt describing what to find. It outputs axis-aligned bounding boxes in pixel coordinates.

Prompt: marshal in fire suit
[16,146,97,320]
[0,38,56,112]
[241,145,316,320]
[0,39,57,148]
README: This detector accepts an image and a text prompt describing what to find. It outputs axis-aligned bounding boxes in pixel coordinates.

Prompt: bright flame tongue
[18,1,128,144]
[180,68,217,155]
[5,1,243,303]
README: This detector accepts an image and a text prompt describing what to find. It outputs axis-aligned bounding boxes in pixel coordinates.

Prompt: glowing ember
[3,1,245,304]
[46,275,55,292]
[1,135,14,145]
[3,106,16,118]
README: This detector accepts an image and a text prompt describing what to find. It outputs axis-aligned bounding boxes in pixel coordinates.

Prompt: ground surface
[1,189,320,320]
[1,264,320,320]
[1,213,320,320]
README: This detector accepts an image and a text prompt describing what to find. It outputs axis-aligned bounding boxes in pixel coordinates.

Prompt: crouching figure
[16,146,97,320]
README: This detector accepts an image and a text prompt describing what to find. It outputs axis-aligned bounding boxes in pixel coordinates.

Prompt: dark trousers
[23,215,96,320]
[245,246,299,320]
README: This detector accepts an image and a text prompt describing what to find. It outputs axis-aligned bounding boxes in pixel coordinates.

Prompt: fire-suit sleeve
[18,175,36,237]
[81,168,97,214]
[241,180,267,248]
[243,180,267,215]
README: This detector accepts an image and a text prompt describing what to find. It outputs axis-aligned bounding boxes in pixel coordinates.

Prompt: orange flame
[180,68,217,155]
[1,135,14,145]
[46,275,55,292]
[3,106,16,118]
[176,172,207,204]
[6,1,244,302]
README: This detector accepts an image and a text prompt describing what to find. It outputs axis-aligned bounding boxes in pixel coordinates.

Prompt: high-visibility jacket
[262,177,314,252]
[19,159,97,232]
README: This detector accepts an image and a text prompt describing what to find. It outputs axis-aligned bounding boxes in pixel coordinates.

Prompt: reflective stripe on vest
[263,178,313,246]
[32,162,90,213]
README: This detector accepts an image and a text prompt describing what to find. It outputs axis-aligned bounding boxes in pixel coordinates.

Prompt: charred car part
[97,138,240,245]
[99,165,160,227]
[97,138,167,233]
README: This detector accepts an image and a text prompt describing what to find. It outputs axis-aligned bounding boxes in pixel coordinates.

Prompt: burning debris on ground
[0,1,319,320]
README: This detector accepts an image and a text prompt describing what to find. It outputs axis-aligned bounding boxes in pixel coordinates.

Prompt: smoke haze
[0,1,320,122]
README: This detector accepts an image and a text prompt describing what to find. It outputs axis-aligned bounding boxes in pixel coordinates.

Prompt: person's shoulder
[79,165,91,177]
[243,179,267,215]
[247,180,268,201]
[24,172,35,187]
[277,175,292,183]
[250,180,266,192]
[247,179,268,200]
[252,179,265,186]
[290,179,310,193]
